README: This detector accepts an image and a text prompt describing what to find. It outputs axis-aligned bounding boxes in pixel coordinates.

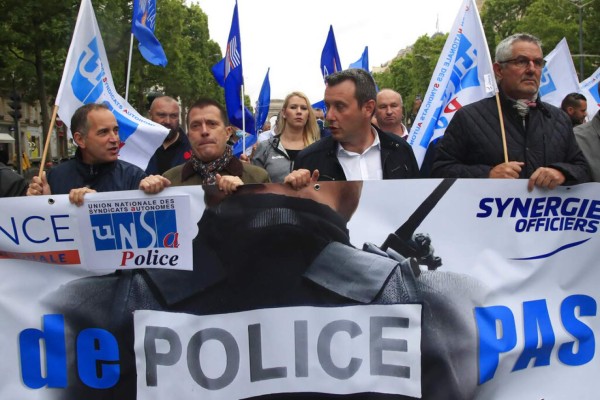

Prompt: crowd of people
[1,32,597,200]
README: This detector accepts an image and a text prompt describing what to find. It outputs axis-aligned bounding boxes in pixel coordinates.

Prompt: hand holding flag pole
[38,106,59,178]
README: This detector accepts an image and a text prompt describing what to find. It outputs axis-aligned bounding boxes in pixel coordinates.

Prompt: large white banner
[1,179,600,399]
[56,0,168,170]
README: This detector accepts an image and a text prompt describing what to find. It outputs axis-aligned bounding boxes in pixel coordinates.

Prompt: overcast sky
[191,0,465,105]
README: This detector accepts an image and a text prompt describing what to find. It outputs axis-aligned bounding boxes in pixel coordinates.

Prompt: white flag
[56,0,168,170]
[539,38,580,107]
[408,0,496,167]
[579,67,600,120]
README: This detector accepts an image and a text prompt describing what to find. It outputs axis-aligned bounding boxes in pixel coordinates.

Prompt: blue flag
[349,46,369,71]
[131,0,167,67]
[222,1,247,131]
[320,25,342,79]
[211,57,225,87]
[255,68,270,135]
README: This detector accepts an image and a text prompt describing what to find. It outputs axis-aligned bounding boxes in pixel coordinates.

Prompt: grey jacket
[251,135,295,183]
[574,112,600,182]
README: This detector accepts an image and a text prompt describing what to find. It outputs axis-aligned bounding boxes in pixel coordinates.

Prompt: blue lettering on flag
[419,33,480,149]
[591,82,600,104]
[539,67,557,97]
[448,34,480,94]
[71,38,105,104]
[90,210,177,251]
[102,102,138,143]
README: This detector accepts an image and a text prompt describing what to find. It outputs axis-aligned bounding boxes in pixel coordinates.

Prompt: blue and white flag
[131,0,167,67]
[579,67,600,120]
[320,25,342,79]
[539,38,579,107]
[254,68,271,135]
[408,0,496,167]
[222,1,247,131]
[349,46,369,71]
[56,0,169,170]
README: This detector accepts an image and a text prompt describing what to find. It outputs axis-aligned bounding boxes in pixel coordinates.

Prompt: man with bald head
[145,95,192,175]
[375,88,408,140]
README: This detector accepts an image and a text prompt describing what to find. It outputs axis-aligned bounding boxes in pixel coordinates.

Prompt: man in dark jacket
[145,95,192,175]
[26,103,147,205]
[140,98,269,195]
[431,33,590,190]
[293,69,419,181]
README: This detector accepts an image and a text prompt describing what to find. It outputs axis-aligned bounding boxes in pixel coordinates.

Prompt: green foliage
[373,34,448,115]
[373,0,600,120]
[482,0,600,78]
[0,0,225,136]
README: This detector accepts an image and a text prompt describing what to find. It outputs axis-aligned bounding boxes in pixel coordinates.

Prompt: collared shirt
[336,128,383,180]
[400,123,409,140]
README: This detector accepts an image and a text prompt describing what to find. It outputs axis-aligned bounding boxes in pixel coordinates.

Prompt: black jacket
[431,93,590,183]
[294,127,419,180]
[47,148,147,194]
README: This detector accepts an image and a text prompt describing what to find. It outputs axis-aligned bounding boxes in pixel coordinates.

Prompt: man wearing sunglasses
[432,33,590,190]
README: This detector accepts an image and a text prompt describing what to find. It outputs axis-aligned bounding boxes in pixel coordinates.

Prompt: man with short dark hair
[140,98,269,195]
[561,92,588,126]
[290,69,418,183]
[27,103,147,205]
[145,96,192,175]
[432,33,590,190]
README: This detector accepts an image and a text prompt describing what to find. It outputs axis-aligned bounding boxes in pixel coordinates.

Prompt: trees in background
[0,0,224,157]
[374,0,600,120]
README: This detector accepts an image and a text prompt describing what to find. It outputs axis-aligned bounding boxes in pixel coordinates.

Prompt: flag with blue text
[255,68,271,135]
[56,0,168,170]
[349,46,369,71]
[539,38,579,107]
[579,67,600,120]
[408,0,496,167]
[320,25,342,79]
[131,0,167,67]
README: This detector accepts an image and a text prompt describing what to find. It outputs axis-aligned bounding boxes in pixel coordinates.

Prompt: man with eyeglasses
[432,33,590,190]
[145,95,192,175]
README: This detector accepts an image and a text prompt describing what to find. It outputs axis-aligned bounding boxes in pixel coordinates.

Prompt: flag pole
[241,84,246,155]
[495,93,509,163]
[125,33,134,102]
[38,105,59,178]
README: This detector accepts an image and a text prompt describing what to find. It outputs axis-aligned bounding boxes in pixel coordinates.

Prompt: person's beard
[163,127,179,143]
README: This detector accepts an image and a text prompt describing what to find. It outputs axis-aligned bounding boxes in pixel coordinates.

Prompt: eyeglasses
[499,56,546,69]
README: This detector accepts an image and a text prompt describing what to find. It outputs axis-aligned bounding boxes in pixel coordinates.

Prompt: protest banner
[1,179,599,399]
